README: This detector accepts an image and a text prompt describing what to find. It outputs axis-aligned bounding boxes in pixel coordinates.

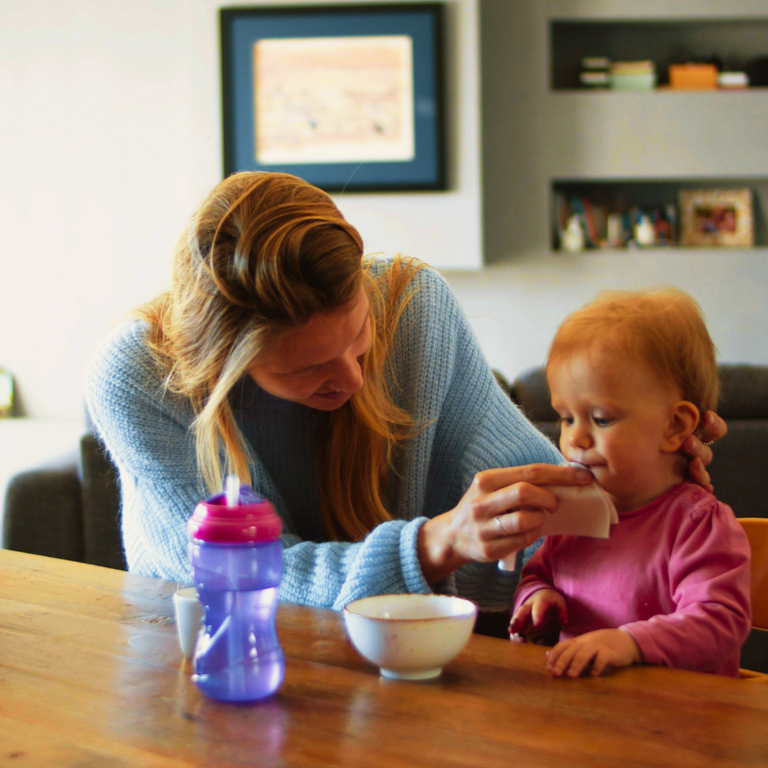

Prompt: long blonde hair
[135,171,423,541]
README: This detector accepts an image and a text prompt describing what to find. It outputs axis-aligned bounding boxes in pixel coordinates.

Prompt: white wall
[444,0,768,383]
[446,249,768,382]
[2,0,767,425]
[0,0,481,421]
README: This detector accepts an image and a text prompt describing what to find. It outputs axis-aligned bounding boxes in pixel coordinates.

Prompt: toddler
[510,288,751,678]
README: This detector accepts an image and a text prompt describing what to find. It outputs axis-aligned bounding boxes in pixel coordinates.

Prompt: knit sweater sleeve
[278,520,431,610]
[86,322,205,584]
[622,499,751,673]
[386,265,563,610]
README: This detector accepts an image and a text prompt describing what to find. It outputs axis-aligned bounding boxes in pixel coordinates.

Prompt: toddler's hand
[509,589,567,643]
[546,628,642,677]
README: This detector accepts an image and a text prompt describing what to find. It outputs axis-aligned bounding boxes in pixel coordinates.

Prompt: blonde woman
[86,172,724,612]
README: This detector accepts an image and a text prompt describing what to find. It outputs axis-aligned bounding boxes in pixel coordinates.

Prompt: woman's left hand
[682,410,728,493]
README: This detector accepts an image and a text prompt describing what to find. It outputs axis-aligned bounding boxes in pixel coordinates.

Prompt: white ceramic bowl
[343,594,478,680]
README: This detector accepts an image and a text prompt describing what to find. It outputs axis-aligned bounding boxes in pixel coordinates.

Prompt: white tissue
[497,463,618,571]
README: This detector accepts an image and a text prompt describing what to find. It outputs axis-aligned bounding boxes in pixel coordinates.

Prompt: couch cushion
[718,365,768,419]
[3,466,84,561]
[79,435,126,570]
[509,367,558,423]
[708,421,768,519]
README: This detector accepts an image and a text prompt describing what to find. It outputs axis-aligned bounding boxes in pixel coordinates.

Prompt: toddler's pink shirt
[514,482,752,677]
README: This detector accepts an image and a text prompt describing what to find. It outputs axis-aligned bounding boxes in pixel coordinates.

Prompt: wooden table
[1,549,767,767]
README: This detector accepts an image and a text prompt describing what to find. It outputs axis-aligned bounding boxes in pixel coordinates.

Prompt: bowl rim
[343,593,478,621]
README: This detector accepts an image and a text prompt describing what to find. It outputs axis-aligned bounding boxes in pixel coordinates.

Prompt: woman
[86,172,723,612]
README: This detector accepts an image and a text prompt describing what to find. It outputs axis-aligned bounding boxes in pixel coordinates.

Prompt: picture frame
[220,4,446,192]
[679,188,754,247]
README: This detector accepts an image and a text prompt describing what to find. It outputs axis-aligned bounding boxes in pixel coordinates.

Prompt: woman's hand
[683,411,728,493]
[546,628,642,678]
[416,464,593,585]
[509,588,568,643]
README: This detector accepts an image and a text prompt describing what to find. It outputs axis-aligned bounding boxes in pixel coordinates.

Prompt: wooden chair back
[739,518,768,630]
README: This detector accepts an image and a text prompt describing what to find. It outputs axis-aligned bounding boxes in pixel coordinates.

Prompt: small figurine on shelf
[634,214,656,247]
[607,213,625,248]
[653,207,674,245]
[561,214,586,252]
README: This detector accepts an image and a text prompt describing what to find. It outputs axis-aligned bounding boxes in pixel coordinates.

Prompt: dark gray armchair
[3,432,125,570]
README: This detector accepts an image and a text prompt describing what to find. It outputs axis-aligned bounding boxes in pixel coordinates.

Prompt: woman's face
[248,286,371,411]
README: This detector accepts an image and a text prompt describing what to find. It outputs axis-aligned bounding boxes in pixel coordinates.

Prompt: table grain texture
[0,549,766,768]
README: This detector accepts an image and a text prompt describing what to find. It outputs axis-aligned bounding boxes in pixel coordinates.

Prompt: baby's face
[548,347,682,513]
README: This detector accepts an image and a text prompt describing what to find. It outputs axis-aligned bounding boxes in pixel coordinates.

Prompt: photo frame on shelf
[679,188,754,247]
[220,4,446,192]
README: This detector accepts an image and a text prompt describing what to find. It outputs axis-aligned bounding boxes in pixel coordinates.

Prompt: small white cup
[173,586,203,658]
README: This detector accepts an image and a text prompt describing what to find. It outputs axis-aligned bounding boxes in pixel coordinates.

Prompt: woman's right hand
[417,463,593,585]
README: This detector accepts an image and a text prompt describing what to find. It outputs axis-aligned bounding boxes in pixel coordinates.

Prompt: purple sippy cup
[187,475,284,702]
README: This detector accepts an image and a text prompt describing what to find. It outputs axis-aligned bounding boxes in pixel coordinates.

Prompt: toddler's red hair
[547,288,719,413]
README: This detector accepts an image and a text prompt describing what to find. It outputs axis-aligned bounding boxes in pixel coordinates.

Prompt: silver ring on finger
[495,516,506,535]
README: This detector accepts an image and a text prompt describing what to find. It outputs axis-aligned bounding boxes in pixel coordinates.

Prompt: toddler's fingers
[509,603,532,634]
[531,599,553,628]
[556,599,569,627]
[567,645,598,678]
[547,640,576,676]
[591,649,612,676]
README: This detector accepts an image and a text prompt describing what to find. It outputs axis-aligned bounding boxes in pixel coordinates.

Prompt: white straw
[225,474,240,507]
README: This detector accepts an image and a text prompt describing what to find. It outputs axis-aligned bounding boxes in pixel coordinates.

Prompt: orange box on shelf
[669,64,718,90]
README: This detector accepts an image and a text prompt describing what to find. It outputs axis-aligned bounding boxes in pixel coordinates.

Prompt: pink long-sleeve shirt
[514,482,751,677]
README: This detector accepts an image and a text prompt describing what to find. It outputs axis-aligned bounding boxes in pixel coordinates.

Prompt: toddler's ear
[661,401,700,452]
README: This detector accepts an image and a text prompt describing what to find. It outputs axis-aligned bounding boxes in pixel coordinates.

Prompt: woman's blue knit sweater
[86,260,561,611]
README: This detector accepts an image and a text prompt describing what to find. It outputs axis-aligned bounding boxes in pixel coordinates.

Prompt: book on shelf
[669,63,718,90]
[718,71,749,89]
[611,60,655,75]
[580,71,610,88]
[581,57,610,71]
[610,60,657,91]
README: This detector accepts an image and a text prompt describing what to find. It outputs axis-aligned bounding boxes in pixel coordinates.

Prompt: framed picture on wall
[679,188,754,247]
[220,3,446,193]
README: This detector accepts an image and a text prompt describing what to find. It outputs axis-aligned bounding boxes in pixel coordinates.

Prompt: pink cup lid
[188,486,283,544]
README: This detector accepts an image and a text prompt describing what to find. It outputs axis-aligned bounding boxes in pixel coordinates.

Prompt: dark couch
[3,432,125,570]
[3,365,766,666]
[4,364,767,568]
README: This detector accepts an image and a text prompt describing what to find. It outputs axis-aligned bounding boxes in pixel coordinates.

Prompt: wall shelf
[546,8,768,255]
[552,86,768,94]
[551,178,767,252]
[548,246,768,257]
[550,18,768,90]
